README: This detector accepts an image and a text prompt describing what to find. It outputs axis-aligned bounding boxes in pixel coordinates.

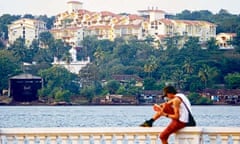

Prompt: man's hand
[153,104,162,112]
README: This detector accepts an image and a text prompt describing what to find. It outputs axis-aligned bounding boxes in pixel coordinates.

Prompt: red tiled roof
[100,11,117,17]
[114,24,141,29]
[159,19,174,25]
[175,20,216,26]
[50,27,82,32]
[77,9,90,15]
[88,25,111,30]
[128,14,144,20]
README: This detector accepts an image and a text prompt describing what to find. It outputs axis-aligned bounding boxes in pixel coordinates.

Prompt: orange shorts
[160,103,186,141]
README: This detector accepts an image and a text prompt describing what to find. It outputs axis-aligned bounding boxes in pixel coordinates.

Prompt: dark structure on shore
[9,73,43,102]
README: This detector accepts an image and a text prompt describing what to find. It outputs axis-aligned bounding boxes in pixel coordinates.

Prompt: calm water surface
[0,105,239,128]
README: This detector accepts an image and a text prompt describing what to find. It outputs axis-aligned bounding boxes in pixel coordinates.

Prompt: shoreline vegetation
[0,96,235,106]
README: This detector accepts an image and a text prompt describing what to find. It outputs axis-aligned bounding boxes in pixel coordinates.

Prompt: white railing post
[174,127,202,144]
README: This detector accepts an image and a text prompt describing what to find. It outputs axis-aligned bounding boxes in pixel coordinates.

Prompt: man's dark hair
[163,85,177,95]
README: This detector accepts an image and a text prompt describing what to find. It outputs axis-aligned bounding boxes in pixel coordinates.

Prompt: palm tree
[172,68,185,89]
[144,55,158,77]
[198,64,219,88]
[183,57,194,74]
[94,47,105,66]
[198,64,209,88]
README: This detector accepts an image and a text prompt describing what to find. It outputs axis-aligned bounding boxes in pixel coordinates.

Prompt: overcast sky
[1,0,239,16]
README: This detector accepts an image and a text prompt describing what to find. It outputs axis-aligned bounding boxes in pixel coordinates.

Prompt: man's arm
[162,98,181,119]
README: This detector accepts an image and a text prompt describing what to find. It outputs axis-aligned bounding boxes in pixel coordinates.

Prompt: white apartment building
[8,18,47,46]
[138,8,166,22]
[67,1,83,13]
[148,19,216,42]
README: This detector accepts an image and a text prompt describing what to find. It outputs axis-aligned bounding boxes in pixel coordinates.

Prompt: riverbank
[0,96,235,106]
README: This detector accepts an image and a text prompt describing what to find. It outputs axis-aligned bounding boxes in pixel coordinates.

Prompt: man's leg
[140,103,174,127]
[160,119,185,144]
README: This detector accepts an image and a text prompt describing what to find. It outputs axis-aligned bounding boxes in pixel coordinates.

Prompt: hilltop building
[8,18,47,46]
[6,1,217,50]
[216,33,236,49]
[51,1,216,48]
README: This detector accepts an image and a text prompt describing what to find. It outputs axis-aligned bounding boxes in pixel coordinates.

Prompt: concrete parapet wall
[1,127,240,144]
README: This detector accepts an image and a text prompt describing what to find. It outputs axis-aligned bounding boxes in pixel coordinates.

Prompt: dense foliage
[0,10,240,104]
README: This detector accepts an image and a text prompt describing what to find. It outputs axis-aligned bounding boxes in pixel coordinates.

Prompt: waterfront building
[9,73,43,102]
[8,18,47,46]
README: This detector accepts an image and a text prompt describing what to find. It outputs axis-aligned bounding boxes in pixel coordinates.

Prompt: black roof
[10,73,42,79]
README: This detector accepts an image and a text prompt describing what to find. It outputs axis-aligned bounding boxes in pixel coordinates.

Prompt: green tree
[144,55,158,78]
[0,50,21,92]
[80,35,98,60]
[183,57,194,74]
[188,92,212,105]
[198,64,219,88]
[54,39,70,60]
[36,15,55,29]
[38,66,79,102]
[171,68,185,89]
[105,80,120,94]
[207,37,219,51]
[198,64,210,88]
[54,88,71,102]
[80,85,95,103]
[181,37,202,59]
[114,43,137,66]
[39,31,55,48]
[94,47,105,66]
[8,37,28,62]
[224,72,240,89]
[0,14,20,39]
[143,77,156,90]
[232,27,240,53]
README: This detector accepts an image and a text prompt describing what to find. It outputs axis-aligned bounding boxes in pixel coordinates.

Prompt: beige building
[8,18,47,46]
[52,1,216,46]
[216,33,236,49]
[149,19,216,42]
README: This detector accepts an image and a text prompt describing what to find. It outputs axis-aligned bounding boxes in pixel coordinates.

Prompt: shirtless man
[140,85,193,144]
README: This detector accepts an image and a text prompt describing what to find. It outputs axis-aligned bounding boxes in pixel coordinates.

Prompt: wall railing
[1,127,240,144]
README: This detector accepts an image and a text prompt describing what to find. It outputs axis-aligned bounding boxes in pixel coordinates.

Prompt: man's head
[163,85,177,98]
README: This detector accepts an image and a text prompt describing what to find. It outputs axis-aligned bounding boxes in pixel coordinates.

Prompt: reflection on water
[0,105,240,128]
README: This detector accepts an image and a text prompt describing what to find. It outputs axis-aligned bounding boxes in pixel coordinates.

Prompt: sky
[0,0,240,17]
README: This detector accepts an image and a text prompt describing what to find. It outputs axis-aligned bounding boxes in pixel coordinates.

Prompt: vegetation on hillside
[0,10,240,104]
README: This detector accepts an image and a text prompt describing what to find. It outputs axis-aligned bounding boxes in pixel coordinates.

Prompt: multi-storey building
[51,1,217,47]
[148,19,216,42]
[8,18,47,46]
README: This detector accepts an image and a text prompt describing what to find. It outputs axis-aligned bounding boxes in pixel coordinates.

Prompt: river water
[0,105,239,128]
